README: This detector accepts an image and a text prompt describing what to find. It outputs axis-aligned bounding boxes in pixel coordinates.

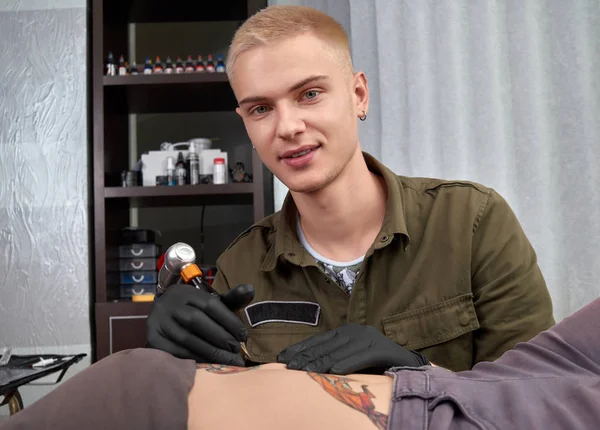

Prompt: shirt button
[288,252,296,257]
[459,313,471,326]
[380,235,389,242]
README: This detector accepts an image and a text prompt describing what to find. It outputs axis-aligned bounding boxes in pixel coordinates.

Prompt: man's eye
[304,90,320,100]
[252,106,269,115]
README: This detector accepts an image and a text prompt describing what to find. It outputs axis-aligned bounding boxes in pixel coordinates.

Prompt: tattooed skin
[195,364,388,429]
[307,372,388,430]
[196,364,257,374]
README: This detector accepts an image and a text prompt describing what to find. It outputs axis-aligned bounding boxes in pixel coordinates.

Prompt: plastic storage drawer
[119,243,160,259]
[120,284,157,298]
[119,258,157,272]
[119,271,157,284]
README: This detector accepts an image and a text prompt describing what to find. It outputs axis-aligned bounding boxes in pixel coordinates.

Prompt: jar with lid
[213,157,227,184]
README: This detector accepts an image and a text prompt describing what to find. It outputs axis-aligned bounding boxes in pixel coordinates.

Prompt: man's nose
[275,106,306,140]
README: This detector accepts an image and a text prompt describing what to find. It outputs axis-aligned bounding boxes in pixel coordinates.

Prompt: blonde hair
[226,5,353,80]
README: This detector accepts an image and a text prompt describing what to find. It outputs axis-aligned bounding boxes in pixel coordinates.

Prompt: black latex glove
[277,323,429,375]
[146,283,255,366]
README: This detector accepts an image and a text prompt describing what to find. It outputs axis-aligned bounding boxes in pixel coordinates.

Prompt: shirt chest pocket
[381,293,480,371]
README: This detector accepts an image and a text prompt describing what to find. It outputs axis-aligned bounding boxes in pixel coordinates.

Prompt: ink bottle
[154,56,163,73]
[216,54,225,73]
[143,57,153,74]
[185,55,195,73]
[164,56,174,74]
[206,54,215,72]
[106,52,116,76]
[118,55,127,76]
[195,55,205,72]
[175,56,184,74]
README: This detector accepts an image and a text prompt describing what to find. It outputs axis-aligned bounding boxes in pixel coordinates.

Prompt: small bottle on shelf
[185,142,200,185]
[164,56,174,74]
[185,55,195,73]
[216,54,225,73]
[154,56,164,73]
[175,152,187,185]
[166,156,175,185]
[175,56,184,74]
[213,157,227,184]
[195,55,205,72]
[118,55,127,75]
[206,54,215,73]
[105,51,116,76]
[143,57,153,74]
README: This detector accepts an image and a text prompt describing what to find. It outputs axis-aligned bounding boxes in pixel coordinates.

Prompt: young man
[146,5,554,373]
[4,296,600,429]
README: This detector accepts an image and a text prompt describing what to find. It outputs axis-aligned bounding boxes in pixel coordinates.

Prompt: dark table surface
[0,354,87,396]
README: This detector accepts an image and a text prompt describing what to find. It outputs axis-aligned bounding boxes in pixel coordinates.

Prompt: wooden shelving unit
[90,0,269,361]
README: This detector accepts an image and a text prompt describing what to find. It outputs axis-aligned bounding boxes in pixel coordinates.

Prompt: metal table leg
[8,390,23,415]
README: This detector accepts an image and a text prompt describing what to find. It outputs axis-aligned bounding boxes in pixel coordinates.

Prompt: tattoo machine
[156,242,251,360]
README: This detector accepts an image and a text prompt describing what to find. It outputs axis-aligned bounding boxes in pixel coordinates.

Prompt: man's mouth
[281,145,320,159]
[288,149,312,158]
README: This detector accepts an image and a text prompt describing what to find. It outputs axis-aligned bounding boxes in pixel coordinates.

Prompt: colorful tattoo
[307,373,388,430]
[196,364,255,374]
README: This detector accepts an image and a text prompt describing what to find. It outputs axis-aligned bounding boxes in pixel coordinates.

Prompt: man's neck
[291,151,387,262]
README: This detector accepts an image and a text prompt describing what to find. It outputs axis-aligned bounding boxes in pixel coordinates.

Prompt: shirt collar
[362,152,410,247]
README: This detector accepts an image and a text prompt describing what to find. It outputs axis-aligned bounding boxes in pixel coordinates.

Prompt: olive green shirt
[212,152,555,371]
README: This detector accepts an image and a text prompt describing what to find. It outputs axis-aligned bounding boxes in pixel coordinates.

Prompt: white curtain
[269,0,600,321]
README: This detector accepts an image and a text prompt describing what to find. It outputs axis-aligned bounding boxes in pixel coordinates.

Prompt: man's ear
[353,71,369,117]
[236,107,242,118]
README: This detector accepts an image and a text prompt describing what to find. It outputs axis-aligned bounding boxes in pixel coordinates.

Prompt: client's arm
[188,363,393,430]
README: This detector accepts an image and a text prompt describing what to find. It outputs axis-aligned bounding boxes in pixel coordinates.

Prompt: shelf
[103,0,249,24]
[104,184,255,207]
[105,183,254,197]
[103,73,229,86]
[104,74,238,113]
[97,301,154,313]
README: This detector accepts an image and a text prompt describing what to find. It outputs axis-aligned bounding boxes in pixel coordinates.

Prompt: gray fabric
[386,296,600,429]
[0,349,196,430]
[269,0,600,322]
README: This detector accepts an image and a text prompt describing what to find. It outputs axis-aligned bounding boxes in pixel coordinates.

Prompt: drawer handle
[130,249,144,256]
[132,287,146,295]
[132,275,145,283]
[131,262,144,269]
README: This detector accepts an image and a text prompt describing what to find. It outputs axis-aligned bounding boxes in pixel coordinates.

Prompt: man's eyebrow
[238,75,329,106]
[288,74,329,92]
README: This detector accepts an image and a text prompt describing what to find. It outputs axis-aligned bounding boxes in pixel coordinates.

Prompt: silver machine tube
[156,242,196,297]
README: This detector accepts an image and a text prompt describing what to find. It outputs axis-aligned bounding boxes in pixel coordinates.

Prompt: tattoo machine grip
[180,263,251,361]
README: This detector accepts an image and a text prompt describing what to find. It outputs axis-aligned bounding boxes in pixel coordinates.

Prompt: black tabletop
[0,354,87,396]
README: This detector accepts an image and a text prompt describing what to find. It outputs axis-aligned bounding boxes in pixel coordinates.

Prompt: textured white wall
[0,0,91,415]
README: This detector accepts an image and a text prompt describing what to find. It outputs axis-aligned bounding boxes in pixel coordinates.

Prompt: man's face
[231,33,368,193]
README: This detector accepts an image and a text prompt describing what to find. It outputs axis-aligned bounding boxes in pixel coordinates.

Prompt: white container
[213,157,227,184]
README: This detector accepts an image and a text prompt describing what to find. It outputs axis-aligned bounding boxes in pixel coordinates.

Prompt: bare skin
[230,33,387,262]
[187,363,393,430]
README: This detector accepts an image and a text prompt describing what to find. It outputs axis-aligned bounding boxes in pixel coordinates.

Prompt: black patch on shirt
[245,301,321,328]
